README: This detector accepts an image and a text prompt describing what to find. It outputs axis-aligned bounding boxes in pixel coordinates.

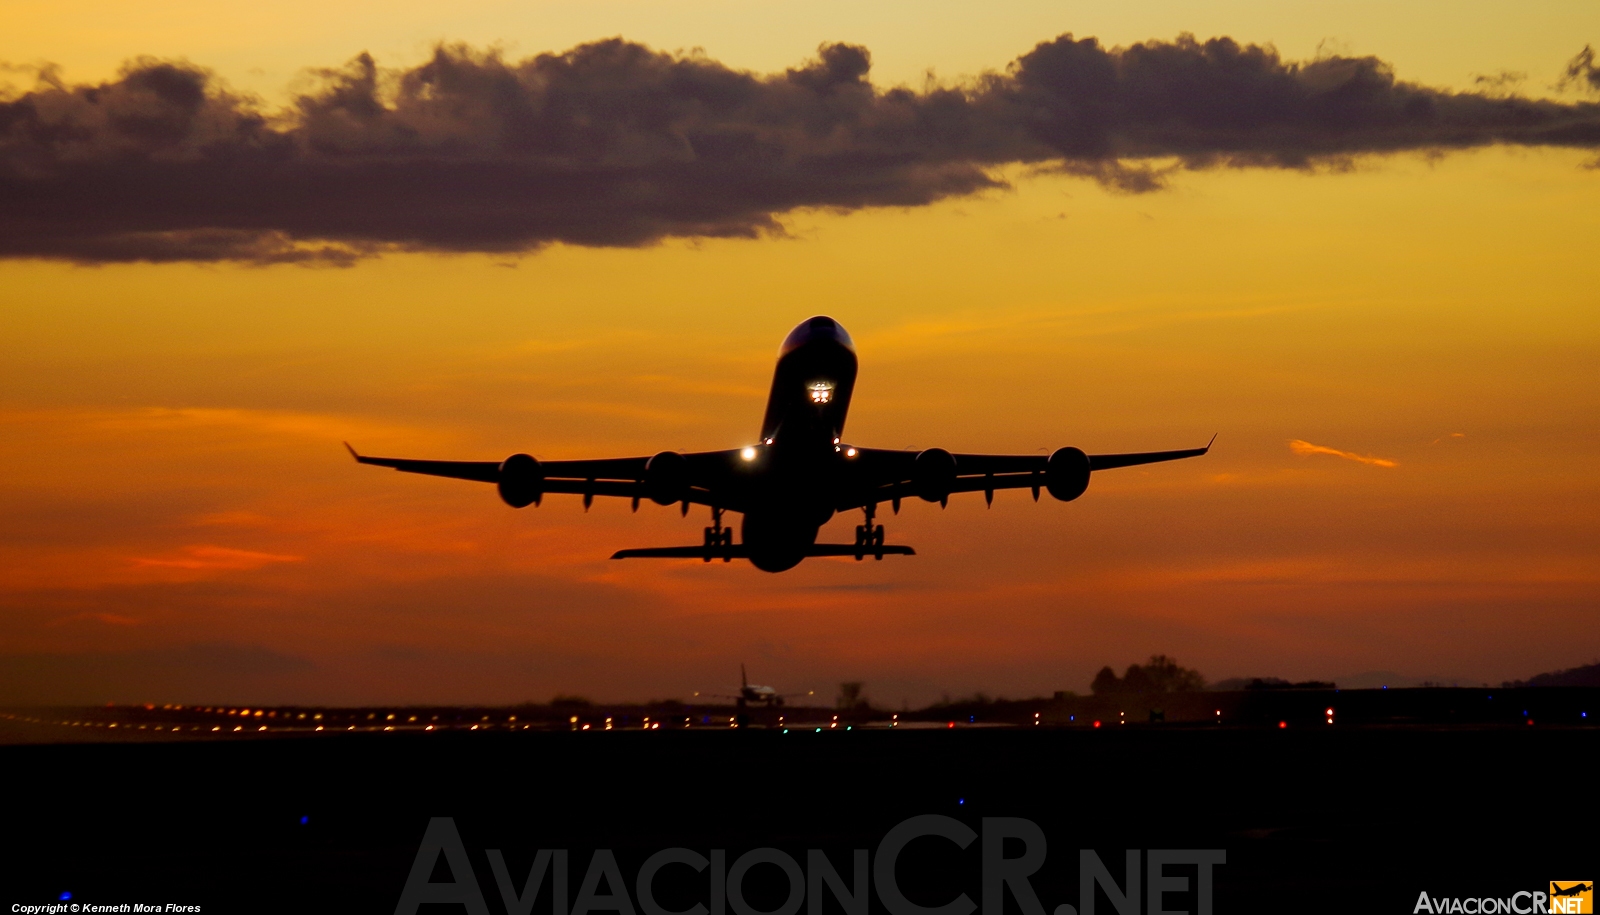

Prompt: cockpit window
[808,381,835,404]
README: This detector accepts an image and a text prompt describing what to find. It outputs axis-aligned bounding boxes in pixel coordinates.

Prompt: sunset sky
[2,0,1597,706]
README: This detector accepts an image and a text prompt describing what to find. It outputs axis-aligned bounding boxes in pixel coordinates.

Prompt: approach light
[741,447,757,461]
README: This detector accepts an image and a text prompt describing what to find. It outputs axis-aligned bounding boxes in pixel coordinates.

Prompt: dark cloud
[1562,45,1600,93]
[2,34,1598,264]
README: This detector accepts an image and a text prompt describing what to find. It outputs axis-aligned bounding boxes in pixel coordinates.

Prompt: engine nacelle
[912,448,957,502]
[1045,447,1091,502]
[497,453,544,508]
[646,451,689,506]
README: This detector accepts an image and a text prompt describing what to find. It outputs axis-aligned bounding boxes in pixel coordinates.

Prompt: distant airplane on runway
[348,316,1211,572]
[694,664,813,708]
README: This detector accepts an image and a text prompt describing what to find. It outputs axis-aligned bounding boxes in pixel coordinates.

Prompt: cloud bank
[2,35,1598,264]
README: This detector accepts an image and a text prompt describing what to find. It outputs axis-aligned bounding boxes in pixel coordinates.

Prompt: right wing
[837,435,1215,509]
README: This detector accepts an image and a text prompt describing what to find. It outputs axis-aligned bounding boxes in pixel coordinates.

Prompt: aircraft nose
[780,315,855,356]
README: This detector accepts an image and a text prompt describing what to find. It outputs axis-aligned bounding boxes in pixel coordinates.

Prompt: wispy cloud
[130,545,304,571]
[1289,439,1397,468]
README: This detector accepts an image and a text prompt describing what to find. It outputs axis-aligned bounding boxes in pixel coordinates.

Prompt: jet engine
[1045,447,1091,502]
[497,453,544,508]
[646,451,689,505]
[912,448,957,502]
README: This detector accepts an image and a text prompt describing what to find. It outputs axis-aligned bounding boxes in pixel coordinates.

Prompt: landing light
[741,447,757,461]
[809,381,835,404]
[845,447,858,458]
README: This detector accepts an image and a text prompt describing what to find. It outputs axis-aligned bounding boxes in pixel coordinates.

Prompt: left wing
[345,443,749,510]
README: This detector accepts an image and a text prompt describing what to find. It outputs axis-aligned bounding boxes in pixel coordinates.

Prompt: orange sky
[2,1,1598,705]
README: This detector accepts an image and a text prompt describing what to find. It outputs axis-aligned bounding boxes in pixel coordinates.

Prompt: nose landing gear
[854,504,887,560]
[703,506,734,562]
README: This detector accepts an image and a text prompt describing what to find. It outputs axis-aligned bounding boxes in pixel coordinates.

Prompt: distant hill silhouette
[1503,661,1600,688]
[1209,677,1336,691]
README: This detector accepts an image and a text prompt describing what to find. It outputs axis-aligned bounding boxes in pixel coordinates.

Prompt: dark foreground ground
[2,718,1594,914]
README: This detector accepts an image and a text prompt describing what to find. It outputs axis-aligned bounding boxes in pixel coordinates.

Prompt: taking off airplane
[348,316,1211,572]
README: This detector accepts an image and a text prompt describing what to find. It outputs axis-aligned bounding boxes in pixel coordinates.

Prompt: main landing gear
[854,504,886,561]
[703,506,734,562]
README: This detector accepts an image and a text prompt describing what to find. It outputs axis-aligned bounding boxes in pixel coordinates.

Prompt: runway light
[1093,720,1101,728]
[299,816,309,825]
[958,798,964,805]
[1278,721,1287,729]
[741,446,757,461]
[947,722,954,729]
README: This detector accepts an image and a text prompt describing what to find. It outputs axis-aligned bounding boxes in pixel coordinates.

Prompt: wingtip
[1205,432,1218,453]
[343,441,360,461]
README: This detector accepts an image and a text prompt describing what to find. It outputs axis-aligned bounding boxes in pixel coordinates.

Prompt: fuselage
[741,316,859,571]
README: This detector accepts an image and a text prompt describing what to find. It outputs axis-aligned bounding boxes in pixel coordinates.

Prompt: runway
[3,713,1594,914]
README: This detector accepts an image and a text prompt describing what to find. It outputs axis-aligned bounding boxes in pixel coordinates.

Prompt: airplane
[347,315,1212,572]
[1550,883,1592,898]
[693,664,814,708]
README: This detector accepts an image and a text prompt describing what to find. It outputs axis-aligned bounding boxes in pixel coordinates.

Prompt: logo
[1550,882,1593,915]
[1414,885,1593,914]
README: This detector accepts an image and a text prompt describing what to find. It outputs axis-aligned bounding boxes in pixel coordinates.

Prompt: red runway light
[1278,721,1287,729]
[1093,720,1101,728]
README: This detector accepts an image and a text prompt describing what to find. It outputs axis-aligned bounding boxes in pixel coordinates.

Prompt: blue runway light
[300,815,309,825]
[958,798,964,805]
[59,893,72,902]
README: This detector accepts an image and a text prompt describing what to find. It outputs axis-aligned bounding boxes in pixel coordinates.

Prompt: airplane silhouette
[348,316,1212,572]
[693,664,813,708]
[1551,883,1593,897]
